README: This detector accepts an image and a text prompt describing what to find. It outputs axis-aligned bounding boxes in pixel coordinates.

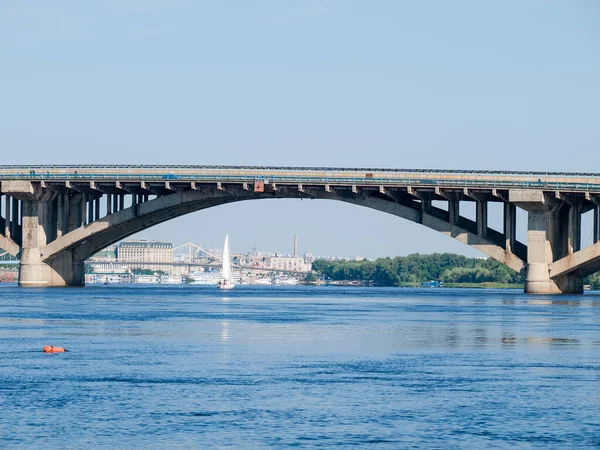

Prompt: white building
[269,256,311,273]
[117,240,173,272]
[118,241,172,263]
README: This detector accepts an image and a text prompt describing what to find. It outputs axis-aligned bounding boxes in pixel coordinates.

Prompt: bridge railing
[1,166,600,192]
[2,174,600,192]
[1,164,600,176]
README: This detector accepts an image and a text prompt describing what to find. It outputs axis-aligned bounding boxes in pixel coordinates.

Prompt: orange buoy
[43,345,67,353]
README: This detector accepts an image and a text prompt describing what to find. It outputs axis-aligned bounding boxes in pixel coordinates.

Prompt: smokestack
[294,235,298,258]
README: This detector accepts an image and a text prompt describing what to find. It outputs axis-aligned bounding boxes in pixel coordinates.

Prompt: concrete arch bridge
[1,165,600,293]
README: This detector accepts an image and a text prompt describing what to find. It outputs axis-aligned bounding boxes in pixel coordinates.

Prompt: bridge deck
[1,165,600,193]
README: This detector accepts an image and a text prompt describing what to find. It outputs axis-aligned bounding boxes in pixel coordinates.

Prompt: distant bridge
[1,165,600,293]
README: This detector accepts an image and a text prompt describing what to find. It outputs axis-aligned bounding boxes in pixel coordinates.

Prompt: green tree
[311,253,525,287]
[304,272,318,283]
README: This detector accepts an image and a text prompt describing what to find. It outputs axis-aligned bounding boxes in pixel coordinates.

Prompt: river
[0,285,598,448]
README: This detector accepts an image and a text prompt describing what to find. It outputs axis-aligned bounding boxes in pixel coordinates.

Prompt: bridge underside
[1,178,600,293]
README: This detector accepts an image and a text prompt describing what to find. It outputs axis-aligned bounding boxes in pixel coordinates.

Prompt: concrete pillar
[11,198,19,237]
[87,196,94,224]
[81,193,87,226]
[567,203,581,255]
[118,194,124,211]
[5,196,11,239]
[524,209,562,294]
[106,194,113,215]
[56,194,64,238]
[42,199,56,244]
[420,197,432,216]
[504,203,516,252]
[68,193,83,232]
[112,194,118,213]
[476,200,488,238]
[594,206,599,244]
[94,197,101,221]
[63,194,69,234]
[19,201,46,287]
[19,198,85,287]
[448,200,459,225]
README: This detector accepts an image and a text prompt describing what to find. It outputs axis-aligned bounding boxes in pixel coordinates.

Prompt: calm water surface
[0,285,599,449]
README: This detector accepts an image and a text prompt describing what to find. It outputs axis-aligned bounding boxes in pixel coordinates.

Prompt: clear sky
[1,1,599,257]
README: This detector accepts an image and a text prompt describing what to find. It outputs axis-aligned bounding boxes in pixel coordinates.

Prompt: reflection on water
[526,337,581,346]
[0,285,598,448]
[528,299,584,307]
[220,321,230,342]
[502,334,517,345]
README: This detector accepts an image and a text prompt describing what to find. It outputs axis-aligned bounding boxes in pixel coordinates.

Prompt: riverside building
[117,240,173,272]
[269,256,311,273]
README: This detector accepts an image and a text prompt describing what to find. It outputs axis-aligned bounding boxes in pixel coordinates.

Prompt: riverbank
[305,281,524,289]
[442,282,524,289]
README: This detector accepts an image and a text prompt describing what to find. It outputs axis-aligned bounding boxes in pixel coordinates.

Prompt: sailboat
[218,234,235,290]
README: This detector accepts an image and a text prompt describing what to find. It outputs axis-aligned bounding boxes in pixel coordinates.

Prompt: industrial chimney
[294,235,298,258]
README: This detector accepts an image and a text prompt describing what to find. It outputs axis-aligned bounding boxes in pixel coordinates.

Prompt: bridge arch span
[21,184,526,287]
[5,165,600,293]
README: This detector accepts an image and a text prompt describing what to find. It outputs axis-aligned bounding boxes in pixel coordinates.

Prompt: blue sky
[1,1,599,257]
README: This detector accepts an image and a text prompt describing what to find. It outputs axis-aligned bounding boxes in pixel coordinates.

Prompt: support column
[504,203,516,252]
[421,198,432,215]
[0,195,3,236]
[43,198,57,243]
[19,201,48,287]
[94,197,101,221]
[5,196,11,239]
[567,201,581,255]
[524,209,563,294]
[118,194,124,211]
[594,206,599,244]
[19,199,84,287]
[11,198,18,237]
[63,194,69,233]
[112,194,118,213]
[56,194,64,238]
[87,196,94,224]
[67,194,85,231]
[476,200,488,238]
[80,193,87,226]
[448,200,459,225]
[106,194,113,215]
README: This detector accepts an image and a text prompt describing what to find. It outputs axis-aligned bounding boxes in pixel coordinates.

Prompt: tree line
[311,254,525,286]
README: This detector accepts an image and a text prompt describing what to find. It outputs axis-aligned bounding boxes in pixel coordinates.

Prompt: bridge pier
[20,250,84,287]
[18,198,82,287]
[511,190,584,294]
[0,183,84,287]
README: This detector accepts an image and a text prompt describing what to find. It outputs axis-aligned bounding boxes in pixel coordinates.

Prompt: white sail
[220,234,234,289]
[222,234,231,281]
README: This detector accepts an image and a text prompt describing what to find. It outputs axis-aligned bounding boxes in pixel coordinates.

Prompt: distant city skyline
[1,1,598,258]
